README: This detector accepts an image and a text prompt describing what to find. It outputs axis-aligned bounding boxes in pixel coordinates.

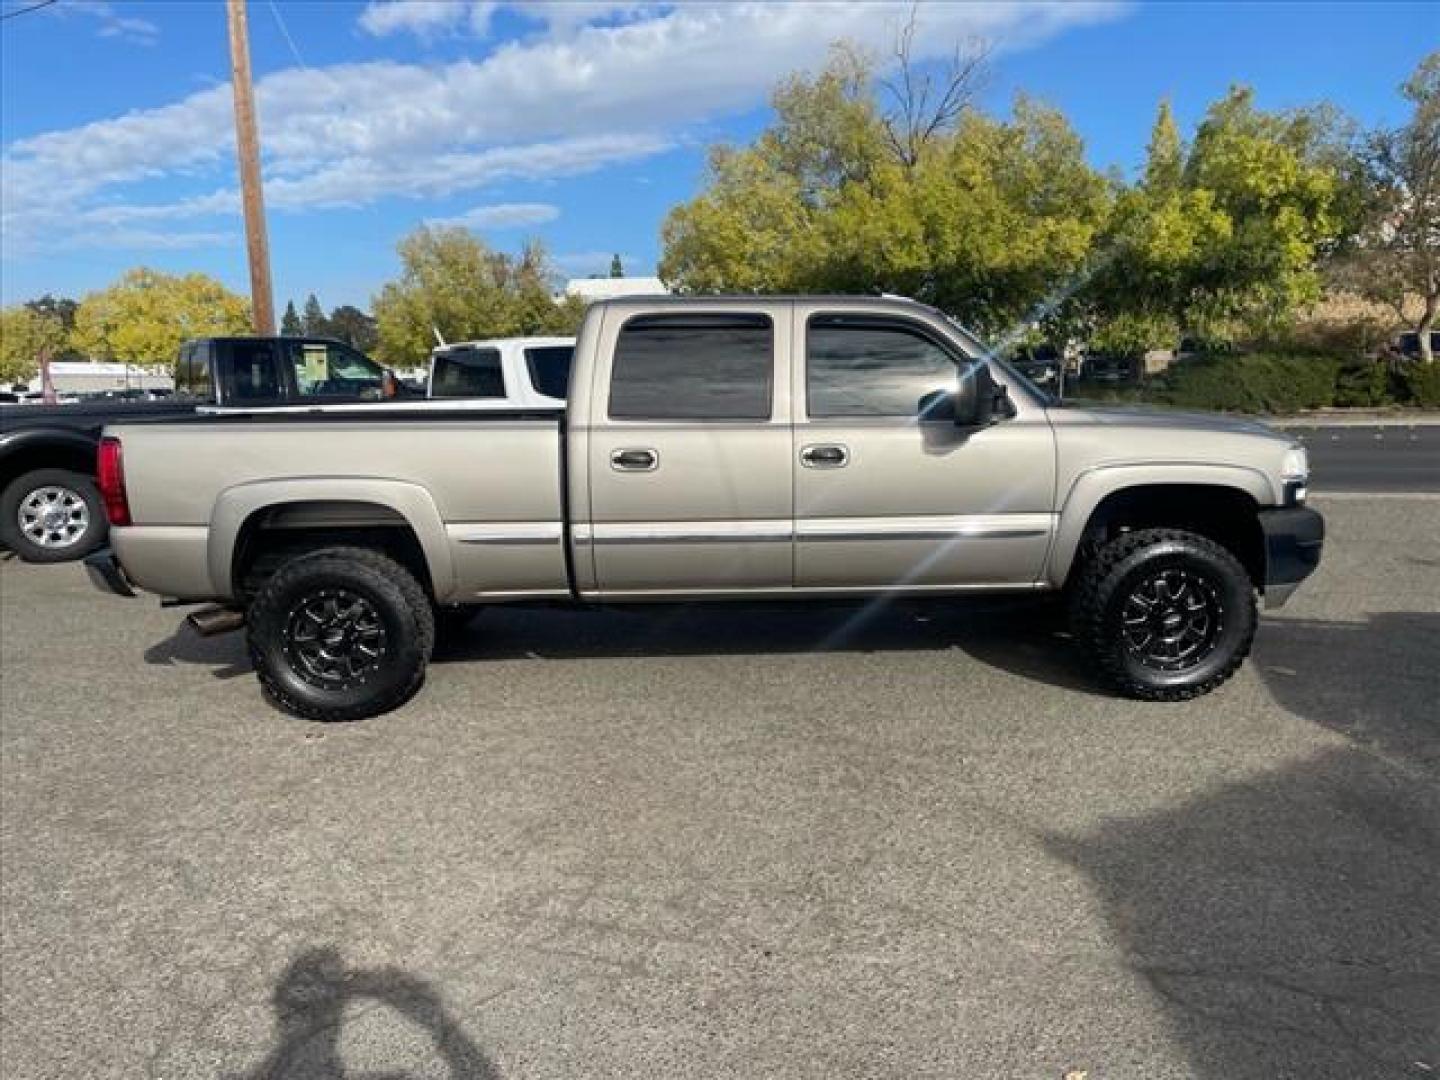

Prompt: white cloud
[426,202,560,230]
[2,1,1125,260]
[56,229,238,252]
[359,1,496,39]
[55,1,160,46]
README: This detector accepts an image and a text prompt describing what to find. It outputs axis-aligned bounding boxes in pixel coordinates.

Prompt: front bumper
[84,547,136,598]
[1258,507,1324,609]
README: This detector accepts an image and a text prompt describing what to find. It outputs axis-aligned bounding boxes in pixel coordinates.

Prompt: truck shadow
[144,620,251,680]
[434,596,1109,696]
[1049,611,1440,1077]
[230,946,497,1079]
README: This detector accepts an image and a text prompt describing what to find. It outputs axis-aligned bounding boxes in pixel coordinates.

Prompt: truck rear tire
[246,546,435,722]
[1069,527,1256,701]
[0,468,108,563]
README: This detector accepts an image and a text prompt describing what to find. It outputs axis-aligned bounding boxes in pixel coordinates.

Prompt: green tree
[327,304,379,353]
[0,305,68,386]
[660,46,1108,341]
[609,253,625,278]
[372,227,582,367]
[302,293,329,337]
[280,300,303,336]
[1334,52,1439,361]
[22,295,82,360]
[1089,89,1350,354]
[71,268,251,364]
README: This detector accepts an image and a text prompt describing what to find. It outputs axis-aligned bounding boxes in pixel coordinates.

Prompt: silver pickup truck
[87,295,1323,720]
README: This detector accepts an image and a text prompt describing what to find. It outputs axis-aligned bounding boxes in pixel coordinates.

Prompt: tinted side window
[431,348,505,398]
[525,345,574,400]
[290,342,387,399]
[609,314,772,420]
[225,341,283,402]
[807,316,959,418]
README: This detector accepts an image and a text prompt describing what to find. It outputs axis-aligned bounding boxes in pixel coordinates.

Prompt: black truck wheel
[1069,528,1256,701]
[0,468,108,563]
[247,547,435,722]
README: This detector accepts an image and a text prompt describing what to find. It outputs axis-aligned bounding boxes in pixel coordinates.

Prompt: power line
[0,0,59,22]
[265,0,307,71]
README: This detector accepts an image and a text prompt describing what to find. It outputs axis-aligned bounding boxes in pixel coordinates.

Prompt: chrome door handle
[800,444,849,468]
[611,448,658,472]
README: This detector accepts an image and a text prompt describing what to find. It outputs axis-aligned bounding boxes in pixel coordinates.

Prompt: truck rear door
[577,302,793,596]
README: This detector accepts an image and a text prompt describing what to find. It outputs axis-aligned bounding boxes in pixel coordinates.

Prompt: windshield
[937,311,1056,406]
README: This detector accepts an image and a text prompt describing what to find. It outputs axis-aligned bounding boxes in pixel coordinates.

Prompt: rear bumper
[84,547,136,598]
[1259,507,1324,609]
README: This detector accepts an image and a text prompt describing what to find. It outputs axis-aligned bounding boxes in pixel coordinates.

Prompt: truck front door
[582,304,793,596]
[792,305,1056,591]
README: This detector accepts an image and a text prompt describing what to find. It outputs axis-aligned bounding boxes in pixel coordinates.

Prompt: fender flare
[1046,463,1276,587]
[0,427,100,479]
[208,477,456,602]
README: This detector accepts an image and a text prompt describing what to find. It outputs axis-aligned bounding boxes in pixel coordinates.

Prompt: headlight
[1281,445,1309,504]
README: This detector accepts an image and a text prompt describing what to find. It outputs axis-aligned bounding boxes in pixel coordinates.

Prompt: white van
[428,336,574,409]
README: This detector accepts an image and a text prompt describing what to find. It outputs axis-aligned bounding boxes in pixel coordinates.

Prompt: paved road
[3,496,1438,1079]
[1282,423,1439,492]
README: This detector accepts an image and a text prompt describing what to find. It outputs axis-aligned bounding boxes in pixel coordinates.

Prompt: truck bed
[106,409,569,603]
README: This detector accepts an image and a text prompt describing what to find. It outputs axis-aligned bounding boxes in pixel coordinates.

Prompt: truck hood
[1051,402,1293,443]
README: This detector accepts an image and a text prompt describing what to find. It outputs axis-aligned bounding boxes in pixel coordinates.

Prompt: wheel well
[1072,484,1265,589]
[232,501,434,601]
[0,444,97,492]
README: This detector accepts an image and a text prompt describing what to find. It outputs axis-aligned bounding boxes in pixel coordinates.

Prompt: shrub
[1150,352,1343,414]
[1333,358,1395,407]
[1399,361,1440,407]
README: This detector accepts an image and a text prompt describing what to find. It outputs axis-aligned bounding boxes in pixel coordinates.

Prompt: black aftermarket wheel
[247,547,435,721]
[1070,528,1257,701]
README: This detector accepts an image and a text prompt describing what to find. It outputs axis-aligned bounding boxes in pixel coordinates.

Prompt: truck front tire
[0,468,108,563]
[246,547,435,722]
[1069,528,1256,701]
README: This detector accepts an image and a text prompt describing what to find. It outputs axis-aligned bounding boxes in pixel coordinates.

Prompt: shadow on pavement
[432,595,1108,696]
[234,947,497,1080]
[1050,610,1440,1077]
[144,619,251,679]
[1254,612,1440,774]
[141,596,1109,697]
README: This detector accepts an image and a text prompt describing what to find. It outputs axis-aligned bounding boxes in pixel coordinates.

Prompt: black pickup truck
[0,336,400,562]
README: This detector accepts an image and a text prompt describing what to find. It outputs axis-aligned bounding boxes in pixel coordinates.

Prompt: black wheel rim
[1121,567,1223,673]
[283,587,388,691]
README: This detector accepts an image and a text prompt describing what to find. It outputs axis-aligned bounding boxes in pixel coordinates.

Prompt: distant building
[23,362,173,395]
[563,276,669,302]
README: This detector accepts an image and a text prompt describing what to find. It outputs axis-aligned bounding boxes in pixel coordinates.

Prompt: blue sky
[1,1,1434,312]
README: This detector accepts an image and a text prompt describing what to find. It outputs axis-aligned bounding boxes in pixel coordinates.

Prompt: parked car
[1083,354,1136,384]
[428,336,574,408]
[0,336,400,562]
[1006,343,1061,388]
[88,295,1322,720]
[1395,330,1440,360]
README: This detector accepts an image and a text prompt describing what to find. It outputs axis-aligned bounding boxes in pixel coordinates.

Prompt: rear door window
[524,345,574,400]
[608,314,772,420]
[431,347,505,398]
[224,341,284,402]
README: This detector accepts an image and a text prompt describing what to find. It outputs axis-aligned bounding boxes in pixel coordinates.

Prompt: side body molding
[208,478,456,602]
[1046,462,1277,587]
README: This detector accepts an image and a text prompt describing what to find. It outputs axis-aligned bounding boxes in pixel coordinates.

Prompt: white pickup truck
[87,295,1322,721]
[427,336,573,408]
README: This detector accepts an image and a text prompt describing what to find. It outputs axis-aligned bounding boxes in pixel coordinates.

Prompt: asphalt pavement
[1281,423,1439,492]
[2,495,1438,1079]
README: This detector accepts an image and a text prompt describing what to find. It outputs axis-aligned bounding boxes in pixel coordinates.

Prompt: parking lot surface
[3,495,1438,1079]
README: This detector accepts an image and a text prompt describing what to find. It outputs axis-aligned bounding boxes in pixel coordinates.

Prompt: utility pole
[226,0,275,335]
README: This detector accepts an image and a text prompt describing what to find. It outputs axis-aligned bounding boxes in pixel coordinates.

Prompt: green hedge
[1072,352,1439,414]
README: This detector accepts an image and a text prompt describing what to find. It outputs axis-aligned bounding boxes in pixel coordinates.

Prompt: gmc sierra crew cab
[0,336,402,562]
[86,296,1324,720]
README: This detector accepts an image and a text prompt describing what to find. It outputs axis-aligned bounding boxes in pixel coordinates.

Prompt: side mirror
[953,362,1010,427]
[381,370,400,399]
